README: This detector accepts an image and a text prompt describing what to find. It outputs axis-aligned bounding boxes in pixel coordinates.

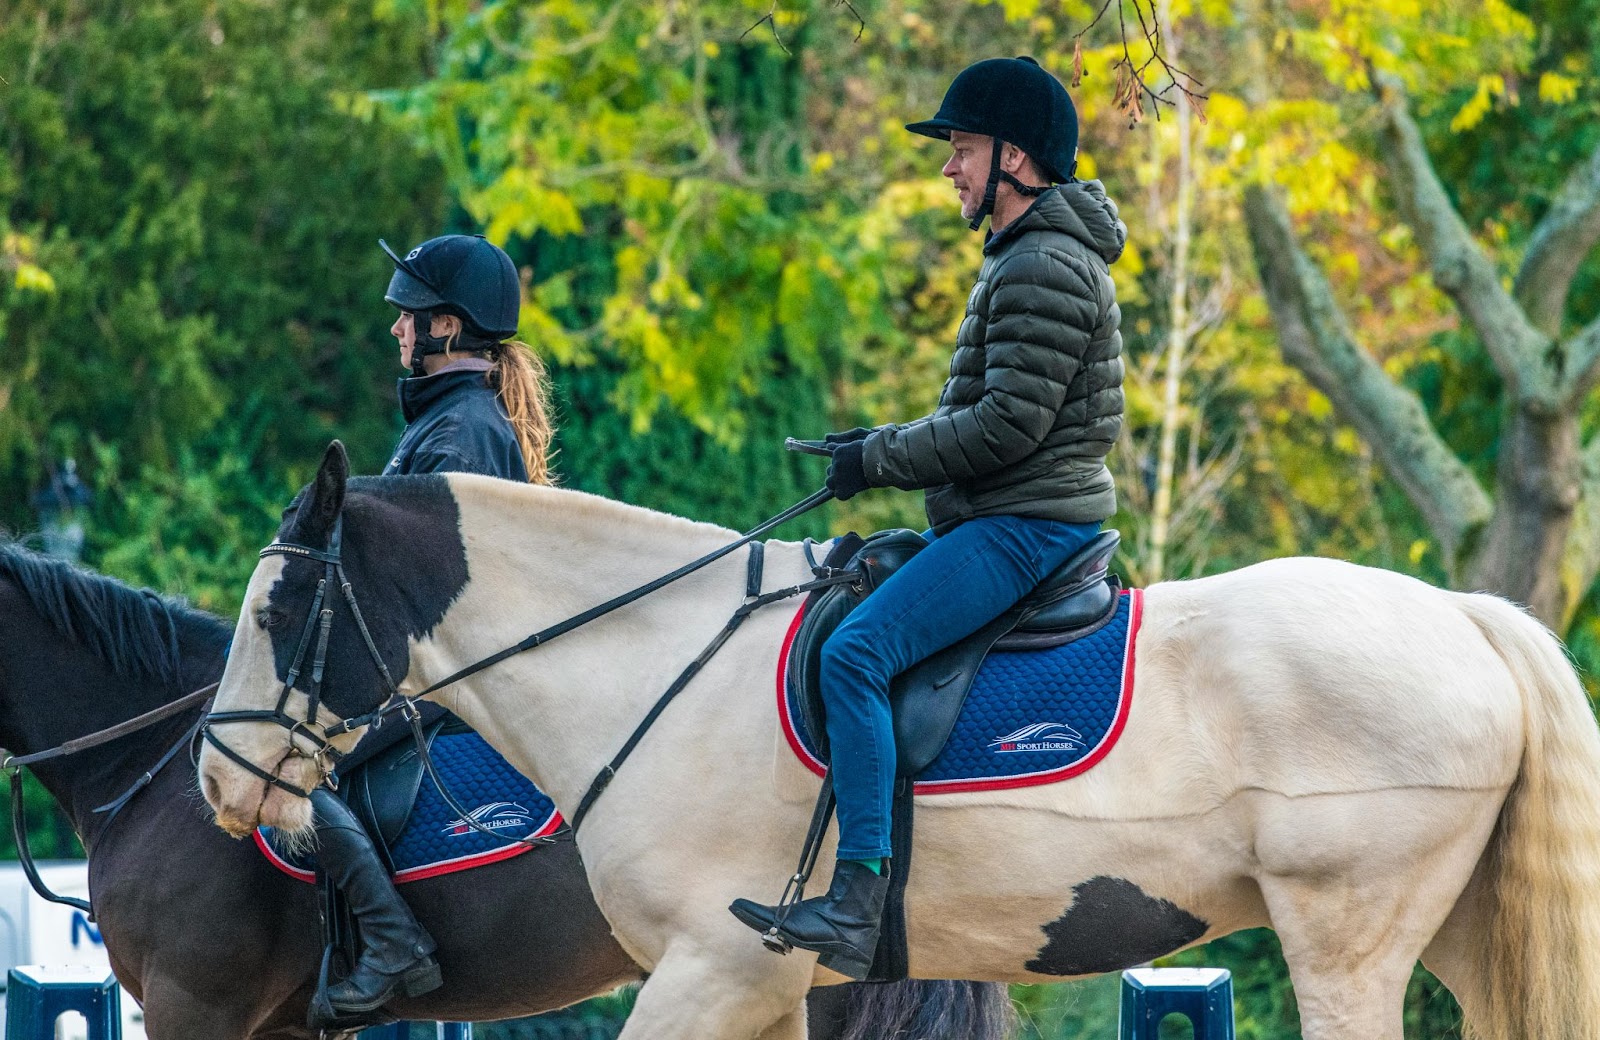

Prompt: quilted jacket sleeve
[865,246,1099,488]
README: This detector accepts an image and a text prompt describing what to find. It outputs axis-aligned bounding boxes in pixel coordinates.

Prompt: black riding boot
[728,860,889,980]
[309,790,442,1022]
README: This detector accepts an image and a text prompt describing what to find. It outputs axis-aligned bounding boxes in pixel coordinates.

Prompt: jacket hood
[984,180,1126,264]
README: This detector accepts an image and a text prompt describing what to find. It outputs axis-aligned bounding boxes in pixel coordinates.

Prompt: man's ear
[1001,142,1030,175]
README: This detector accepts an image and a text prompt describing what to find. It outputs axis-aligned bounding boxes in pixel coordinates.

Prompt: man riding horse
[731,55,1128,977]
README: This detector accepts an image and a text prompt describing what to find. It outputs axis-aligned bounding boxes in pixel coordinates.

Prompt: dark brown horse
[0,542,1011,1039]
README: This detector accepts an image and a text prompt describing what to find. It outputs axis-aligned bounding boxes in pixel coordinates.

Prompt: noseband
[201,517,405,799]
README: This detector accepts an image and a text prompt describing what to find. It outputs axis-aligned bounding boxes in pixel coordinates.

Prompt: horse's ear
[305,440,349,540]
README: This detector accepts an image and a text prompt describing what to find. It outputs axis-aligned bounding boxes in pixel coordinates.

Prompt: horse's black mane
[0,541,229,689]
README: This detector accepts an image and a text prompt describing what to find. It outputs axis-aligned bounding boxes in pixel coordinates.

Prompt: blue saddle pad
[256,730,561,883]
[778,589,1142,793]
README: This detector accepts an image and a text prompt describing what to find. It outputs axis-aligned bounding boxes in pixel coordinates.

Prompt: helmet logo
[406,248,422,261]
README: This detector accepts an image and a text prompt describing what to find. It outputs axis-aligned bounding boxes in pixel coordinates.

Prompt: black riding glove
[826,441,870,501]
[824,427,874,447]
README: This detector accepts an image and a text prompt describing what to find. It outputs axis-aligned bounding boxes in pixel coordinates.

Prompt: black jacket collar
[396,360,494,424]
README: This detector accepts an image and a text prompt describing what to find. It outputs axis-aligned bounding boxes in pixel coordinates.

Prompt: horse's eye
[256,608,289,631]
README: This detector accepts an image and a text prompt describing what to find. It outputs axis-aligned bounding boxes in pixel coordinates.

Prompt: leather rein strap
[567,543,856,832]
[3,680,220,918]
[202,487,841,842]
[3,682,217,769]
[334,486,839,730]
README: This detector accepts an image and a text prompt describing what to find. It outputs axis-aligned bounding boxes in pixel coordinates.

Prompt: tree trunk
[1467,407,1582,623]
[1148,0,1194,584]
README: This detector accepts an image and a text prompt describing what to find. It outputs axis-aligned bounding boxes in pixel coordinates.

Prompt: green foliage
[0,0,446,611]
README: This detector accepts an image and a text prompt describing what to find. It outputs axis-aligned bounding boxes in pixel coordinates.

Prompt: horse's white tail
[1448,593,1600,1040]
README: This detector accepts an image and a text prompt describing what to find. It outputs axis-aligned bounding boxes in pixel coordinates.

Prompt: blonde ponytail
[488,340,556,484]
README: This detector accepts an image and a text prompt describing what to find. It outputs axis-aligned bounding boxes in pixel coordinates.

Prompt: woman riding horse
[310,232,555,1026]
[730,55,1128,979]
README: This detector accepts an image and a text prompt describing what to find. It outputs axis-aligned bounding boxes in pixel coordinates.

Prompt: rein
[3,680,220,918]
[202,487,844,842]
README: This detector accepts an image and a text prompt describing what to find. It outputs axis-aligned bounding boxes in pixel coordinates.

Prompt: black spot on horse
[1025,876,1208,976]
[266,465,470,720]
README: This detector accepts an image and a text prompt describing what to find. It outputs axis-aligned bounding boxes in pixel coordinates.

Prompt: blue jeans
[820,515,1103,859]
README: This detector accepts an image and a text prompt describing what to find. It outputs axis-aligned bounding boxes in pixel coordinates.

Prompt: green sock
[847,857,885,875]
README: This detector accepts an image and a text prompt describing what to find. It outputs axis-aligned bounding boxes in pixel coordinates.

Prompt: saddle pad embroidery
[256,730,562,884]
[777,588,1142,793]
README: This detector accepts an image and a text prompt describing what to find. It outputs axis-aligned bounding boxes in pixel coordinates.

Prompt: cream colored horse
[200,459,1600,1040]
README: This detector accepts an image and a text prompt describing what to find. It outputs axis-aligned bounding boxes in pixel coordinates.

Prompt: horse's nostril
[201,772,222,811]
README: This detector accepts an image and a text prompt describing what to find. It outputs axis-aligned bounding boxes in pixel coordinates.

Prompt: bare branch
[1243,184,1494,561]
[741,4,791,55]
[1373,75,1550,401]
[1079,0,1208,125]
[1072,0,1120,43]
[1515,141,1600,338]
[835,0,865,41]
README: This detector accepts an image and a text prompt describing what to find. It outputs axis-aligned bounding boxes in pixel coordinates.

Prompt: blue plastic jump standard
[357,1025,408,1040]
[357,1023,473,1039]
[4,966,121,1040]
[1119,967,1236,1040]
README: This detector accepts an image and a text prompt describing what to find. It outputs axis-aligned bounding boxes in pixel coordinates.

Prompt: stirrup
[308,946,376,1034]
[763,769,837,953]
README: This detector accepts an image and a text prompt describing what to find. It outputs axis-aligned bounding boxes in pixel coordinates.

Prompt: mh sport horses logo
[988,722,1088,754]
[442,801,538,836]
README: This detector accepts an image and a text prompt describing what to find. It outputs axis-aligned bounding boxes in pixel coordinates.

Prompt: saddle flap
[344,715,450,859]
[888,608,1020,775]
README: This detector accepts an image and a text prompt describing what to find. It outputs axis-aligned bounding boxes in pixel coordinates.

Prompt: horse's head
[199,441,470,837]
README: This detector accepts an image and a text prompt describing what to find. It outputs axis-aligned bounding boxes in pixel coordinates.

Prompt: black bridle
[202,518,382,799]
[200,488,849,836]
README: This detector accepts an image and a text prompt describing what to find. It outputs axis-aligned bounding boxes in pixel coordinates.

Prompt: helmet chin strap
[969,138,1053,232]
[408,310,495,377]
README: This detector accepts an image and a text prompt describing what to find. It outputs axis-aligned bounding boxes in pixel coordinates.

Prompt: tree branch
[1561,311,1600,408]
[1515,141,1600,338]
[1373,76,1550,402]
[1243,184,1494,562]
[1560,432,1600,628]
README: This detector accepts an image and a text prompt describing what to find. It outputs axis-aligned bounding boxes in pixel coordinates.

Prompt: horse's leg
[1253,787,1503,1040]
[615,944,813,1040]
[138,984,294,1040]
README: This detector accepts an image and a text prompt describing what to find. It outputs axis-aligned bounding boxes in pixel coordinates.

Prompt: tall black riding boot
[309,790,442,1020]
[728,860,889,980]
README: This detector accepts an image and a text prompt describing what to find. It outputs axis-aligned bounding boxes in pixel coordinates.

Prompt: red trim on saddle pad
[775,588,1143,794]
[251,811,562,885]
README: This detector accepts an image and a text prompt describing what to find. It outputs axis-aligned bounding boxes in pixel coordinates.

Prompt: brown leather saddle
[786,528,1122,775]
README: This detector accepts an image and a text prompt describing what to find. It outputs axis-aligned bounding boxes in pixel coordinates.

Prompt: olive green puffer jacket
[861,181,1126,534]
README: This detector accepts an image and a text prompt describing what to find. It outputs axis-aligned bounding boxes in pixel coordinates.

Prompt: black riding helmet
[381,234,520,375]
[907,56,1079,230]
